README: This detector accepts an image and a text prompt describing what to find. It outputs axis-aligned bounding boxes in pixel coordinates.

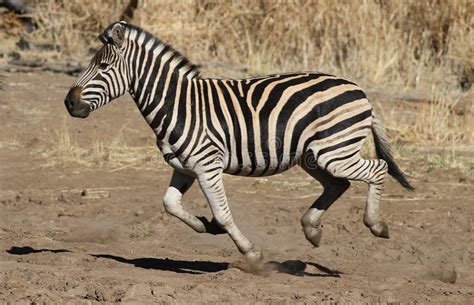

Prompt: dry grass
[382,97,473,147]
[23,0,473,145]
[1,1,472,169]
[27,0,127,56]
[25,1,473,88]
[37,120,160,170]
[129,223,155,239]
[0,138,21,150]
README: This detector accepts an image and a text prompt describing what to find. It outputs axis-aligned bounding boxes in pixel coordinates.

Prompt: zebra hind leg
[326,157,390,238]
[300,159,350,247]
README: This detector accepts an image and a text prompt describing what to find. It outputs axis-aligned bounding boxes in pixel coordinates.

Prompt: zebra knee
[162,187,182,216]
[375,159,388,175]
[212,213,232,229]
[324,161,346,179]
[368,159,388,185]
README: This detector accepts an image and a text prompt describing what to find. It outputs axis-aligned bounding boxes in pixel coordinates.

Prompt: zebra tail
[371,114,415,191]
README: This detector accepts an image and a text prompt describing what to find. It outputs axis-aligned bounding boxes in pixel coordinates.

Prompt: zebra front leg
[163,169,225,234]
[197,170,263,266]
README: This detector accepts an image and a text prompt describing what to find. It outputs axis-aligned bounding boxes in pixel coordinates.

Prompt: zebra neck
[123,31,201,147]
[130,63,195,144]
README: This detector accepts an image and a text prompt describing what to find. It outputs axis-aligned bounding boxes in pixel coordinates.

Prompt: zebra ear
[99,21,126,47]
[111,22,125,48]
[99,33,110,45]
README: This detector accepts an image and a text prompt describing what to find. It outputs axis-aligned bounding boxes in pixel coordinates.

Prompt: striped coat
[65,21,413,265]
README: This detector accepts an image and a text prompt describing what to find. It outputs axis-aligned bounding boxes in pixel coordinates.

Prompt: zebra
[65,21,413,266]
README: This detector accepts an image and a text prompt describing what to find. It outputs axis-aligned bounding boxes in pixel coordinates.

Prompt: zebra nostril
[65,86,88,117]
[66,98,76,112]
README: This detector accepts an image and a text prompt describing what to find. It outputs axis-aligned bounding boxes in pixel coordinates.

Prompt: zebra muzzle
[65,86,89,118]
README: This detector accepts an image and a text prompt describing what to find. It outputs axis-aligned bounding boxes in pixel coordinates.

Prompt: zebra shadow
[5,246,227,275]
[264,260,342,277]
[92,254,341,277]
[91,254,229,275]
[5,246,341,277]
[6,246,71,255]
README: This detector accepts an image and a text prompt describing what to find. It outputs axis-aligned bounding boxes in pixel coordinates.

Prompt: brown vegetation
[1,0,472,164]
[24,1,473,88]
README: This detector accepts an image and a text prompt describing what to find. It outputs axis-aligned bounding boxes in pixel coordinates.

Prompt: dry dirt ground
[0,71,473,304]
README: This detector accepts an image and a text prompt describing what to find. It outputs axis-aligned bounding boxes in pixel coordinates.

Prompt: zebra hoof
[368,222,390,239]
[303,225,322,247]
[244,248,264,266]
[232,249,265,275]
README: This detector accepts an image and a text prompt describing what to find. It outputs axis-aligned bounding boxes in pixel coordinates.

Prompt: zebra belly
[223,163,297,177]
[223,151,303,177]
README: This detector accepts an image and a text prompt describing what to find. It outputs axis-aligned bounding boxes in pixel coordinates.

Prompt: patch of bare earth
[0,72,473,303]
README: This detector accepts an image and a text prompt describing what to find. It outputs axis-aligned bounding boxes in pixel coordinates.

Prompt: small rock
[28,197,42,205]
[68,285,88,298]
[85,288,106,302]
[58,193,69,203]
[425,259,457,284]
[124,284,152,300]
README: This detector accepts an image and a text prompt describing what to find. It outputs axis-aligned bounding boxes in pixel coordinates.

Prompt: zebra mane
[123,23,201,78]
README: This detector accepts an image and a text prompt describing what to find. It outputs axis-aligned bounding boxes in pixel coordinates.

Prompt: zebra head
[65,21,130,118]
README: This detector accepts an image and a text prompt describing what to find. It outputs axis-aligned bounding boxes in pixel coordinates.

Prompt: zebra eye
[98,63,109,70]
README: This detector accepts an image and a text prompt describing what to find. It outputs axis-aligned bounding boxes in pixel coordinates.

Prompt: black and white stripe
[66,21,413,263]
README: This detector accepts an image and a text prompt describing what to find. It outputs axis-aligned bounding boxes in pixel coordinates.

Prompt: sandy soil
[0,72,473,304]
